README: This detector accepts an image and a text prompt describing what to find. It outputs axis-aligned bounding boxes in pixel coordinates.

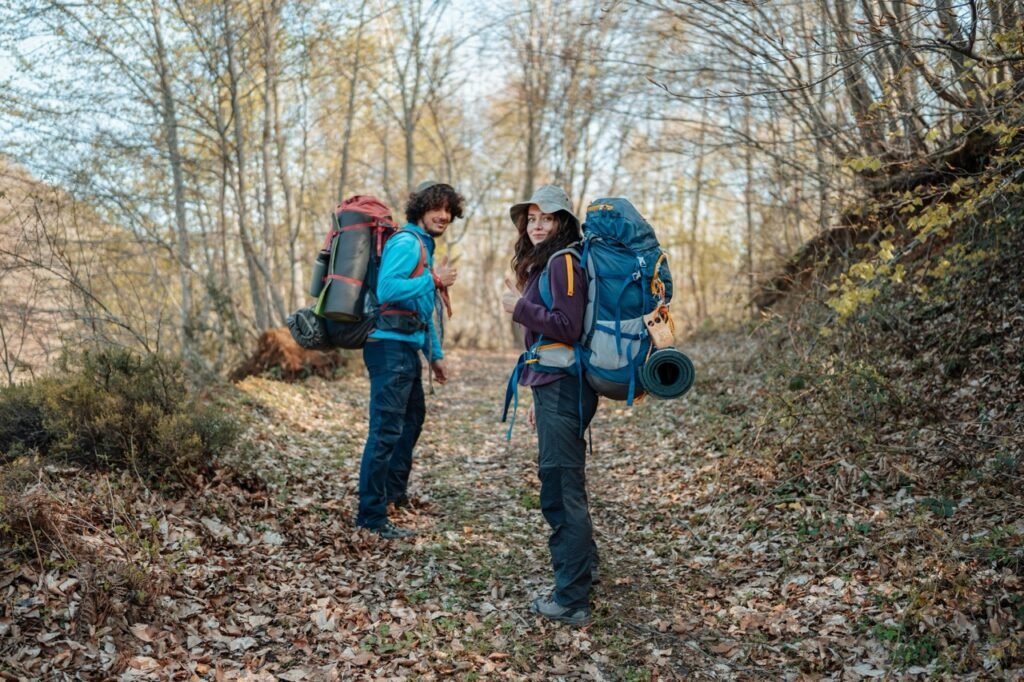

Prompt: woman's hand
[501,278,520,314]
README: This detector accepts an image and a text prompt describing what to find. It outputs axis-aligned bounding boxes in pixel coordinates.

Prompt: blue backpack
[578,197,674,400]
[502,197,674,434]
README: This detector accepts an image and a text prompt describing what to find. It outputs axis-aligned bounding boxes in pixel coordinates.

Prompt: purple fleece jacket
[512,253,588,386]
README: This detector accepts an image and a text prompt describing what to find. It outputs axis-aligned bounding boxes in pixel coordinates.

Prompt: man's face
[419,204,451,237]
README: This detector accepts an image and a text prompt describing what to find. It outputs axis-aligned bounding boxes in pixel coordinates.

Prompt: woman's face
[526,205,558,246]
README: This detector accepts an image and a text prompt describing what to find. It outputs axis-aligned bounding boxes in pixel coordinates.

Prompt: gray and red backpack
[288,196,426,350]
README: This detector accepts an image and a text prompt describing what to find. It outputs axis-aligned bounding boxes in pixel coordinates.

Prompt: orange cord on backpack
[650,253,669,300]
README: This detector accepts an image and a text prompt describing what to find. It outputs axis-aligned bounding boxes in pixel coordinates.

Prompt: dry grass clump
[0,463,67,564]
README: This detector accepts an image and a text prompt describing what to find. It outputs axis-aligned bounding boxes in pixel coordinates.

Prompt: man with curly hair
[356,180,464,539]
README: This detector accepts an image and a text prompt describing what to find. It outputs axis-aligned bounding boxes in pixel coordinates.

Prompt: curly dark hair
[405,183,465,225]
[511,210,581,290]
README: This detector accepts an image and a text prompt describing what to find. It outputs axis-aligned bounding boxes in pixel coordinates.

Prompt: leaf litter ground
[2,338,1021,680]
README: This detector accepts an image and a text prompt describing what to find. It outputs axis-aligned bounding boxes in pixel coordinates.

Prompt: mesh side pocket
[588,317,645,371]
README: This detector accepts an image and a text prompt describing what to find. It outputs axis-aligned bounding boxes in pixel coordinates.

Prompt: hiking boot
[390,495,440,514]
[371,521,416,540]
[531,595,592,626]
[387,491,440,512]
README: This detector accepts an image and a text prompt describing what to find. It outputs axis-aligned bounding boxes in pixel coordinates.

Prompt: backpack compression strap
[583,238,645,357]
[433,275,453,318]
[501,353,528,440]
[650,253,669,300]
[579,237,645,405]
[399,228,453,320]
[538,247,581,306]
[322,217,408,290]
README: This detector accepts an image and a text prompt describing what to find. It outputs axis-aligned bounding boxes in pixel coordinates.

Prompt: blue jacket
[368,223,443,362]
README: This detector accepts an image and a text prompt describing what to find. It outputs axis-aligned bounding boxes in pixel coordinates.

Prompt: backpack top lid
[336,195,396,226]
[583,197,660,252]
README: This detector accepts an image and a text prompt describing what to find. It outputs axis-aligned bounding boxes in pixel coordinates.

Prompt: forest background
[0,0,965,375]
[1,0,1023,679]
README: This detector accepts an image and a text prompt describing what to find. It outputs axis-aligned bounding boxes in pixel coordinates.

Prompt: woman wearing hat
[501,184,599,626]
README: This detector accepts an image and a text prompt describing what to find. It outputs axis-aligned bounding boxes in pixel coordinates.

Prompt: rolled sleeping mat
[286,307,329,350]
[639,348,695,399]
[318,215,372,321]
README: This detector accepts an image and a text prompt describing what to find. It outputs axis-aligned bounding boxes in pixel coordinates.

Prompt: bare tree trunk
[213,102,232,295]
[337,0,369,202]
[380,115,395,209]
[401,0,424,193]
[816,20,832,233]
[936,0,989,111]
[224,1,268,332]
[878,0,969,111]
[688,100,708,323]
[743,94,756,315]
[149,0,194,360]
[523,104,538,199]
[516,0,553,199]
[607,128,630,197]
[821,0,885,156]
[272,50,299,309]
[366,0,454,195]
[260,0,280,323]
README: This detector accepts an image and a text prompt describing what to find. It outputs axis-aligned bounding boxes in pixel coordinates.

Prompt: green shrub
[0,383,49,461]
[0,349,238,487]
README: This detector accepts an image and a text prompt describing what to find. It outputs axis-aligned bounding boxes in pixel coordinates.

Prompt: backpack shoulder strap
[539,245,582,308]
[395,228,429,278]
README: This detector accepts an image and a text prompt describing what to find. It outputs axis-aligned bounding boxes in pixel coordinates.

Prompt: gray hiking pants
[533,376,599,610]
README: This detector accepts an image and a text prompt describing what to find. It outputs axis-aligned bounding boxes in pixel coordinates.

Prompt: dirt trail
[213,349,724,680]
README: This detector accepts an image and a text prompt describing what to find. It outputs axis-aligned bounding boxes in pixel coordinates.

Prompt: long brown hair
[511,210,581,290]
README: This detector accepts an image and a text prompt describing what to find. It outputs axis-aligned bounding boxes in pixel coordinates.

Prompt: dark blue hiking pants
[533,376,599,610]
[356,339,425,529]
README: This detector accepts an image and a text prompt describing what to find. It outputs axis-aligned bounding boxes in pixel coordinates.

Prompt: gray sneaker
[373,521,416,540]
[531,595,592,626]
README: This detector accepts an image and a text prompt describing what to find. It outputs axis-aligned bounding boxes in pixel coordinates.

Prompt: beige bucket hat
[509,185,581,233]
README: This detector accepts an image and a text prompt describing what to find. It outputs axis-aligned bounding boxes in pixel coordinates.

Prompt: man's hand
[434,257,458,288]
[501,278,520,314]
[431,359,449,385]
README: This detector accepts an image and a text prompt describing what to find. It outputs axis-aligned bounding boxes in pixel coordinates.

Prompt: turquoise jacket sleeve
[425,308,443,362]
